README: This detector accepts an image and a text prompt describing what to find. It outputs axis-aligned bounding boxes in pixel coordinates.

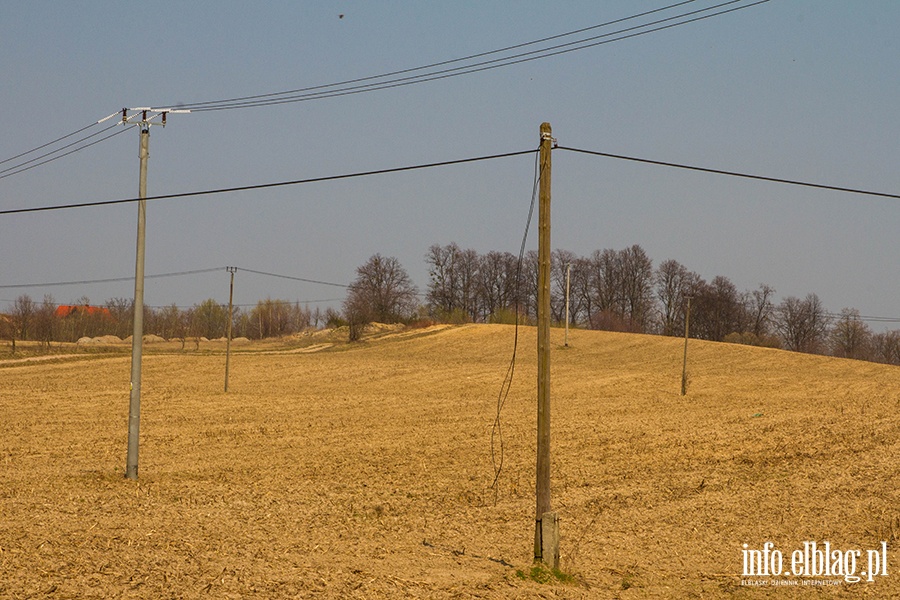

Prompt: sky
[2,1,899,330]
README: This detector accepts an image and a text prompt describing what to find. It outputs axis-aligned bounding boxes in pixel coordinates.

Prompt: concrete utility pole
[225,266,237,392]
[681,295,692,396]
[535,122,559,569]
[103,107,189,480]
[125,119,149,480]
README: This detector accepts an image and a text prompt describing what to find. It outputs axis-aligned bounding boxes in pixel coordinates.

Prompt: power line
[825,312,900,324]
[0,1,765,180]
[0,148,538,216]
[556,146,900,201]
[0,268,225,290]
[0,122,101,166]
[491,145,543,500]
[0,266,352,292]
[6,137,900,218]
[5,138,900,219]
[241,251,436,299]
[177,1,769,112]
[0,124,134,181]
[174,0,701,111]
[233,298,345,308]
[0,111,186,183]
[235,268,349,289]
[142,298,347,310]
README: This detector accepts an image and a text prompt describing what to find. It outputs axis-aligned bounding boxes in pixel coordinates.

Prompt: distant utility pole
[681,295,692,396]
[225,266,237,392]
[103,107,189,480]
[535,122,559,569]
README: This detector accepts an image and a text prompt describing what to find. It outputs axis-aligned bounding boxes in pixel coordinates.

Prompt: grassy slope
[0,324,897,598]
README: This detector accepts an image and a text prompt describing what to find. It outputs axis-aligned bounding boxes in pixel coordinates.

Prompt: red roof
[54,305,113,319]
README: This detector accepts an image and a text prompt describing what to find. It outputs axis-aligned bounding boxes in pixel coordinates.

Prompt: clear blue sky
[2,1,899,328]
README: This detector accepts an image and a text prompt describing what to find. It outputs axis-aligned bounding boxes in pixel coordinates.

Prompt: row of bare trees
[418,242,900,366]
[0,294,320,346]
[4,244,898,366]
[424,243,675,331]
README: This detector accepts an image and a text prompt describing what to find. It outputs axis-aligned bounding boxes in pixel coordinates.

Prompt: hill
[0,324,897,598]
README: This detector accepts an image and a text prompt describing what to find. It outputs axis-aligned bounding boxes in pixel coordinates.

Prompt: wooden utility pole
[126,120,149,481]
[225,266,237,392]
[681,295,692,396]
[534,122,559,568]
[564,263,571,347]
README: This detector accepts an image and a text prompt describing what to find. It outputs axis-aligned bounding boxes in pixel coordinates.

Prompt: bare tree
[343,288,372,341]
[294,302,312,333]
[156,303,185,341]
[425,243,459,317]
[776,293,830,353]
[234,308,256,339]
[0,314,14,350]
[519,250,539,323]
[249,298,310,339]
[477,250,518,322]
[690,276,748,341]
[580,246,653,332]
[344,254,419,338]
[871,330,900,366]
[746,284,776,338]
[569,256,595,328]
[655,259,698,336]
[830,308,871,360]
[589,248,622,317]
[425,243,478,323]
[619,245,654,331]
[11,294,35,342]
[34,295,57,349]
[454,247,481,322]
[105,297,133,339]
[190,299,229,340]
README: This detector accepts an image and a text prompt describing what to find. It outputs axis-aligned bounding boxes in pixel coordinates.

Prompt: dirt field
[1,324,898,598]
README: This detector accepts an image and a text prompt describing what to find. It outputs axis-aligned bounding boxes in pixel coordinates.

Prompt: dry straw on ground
[1,324,898,598]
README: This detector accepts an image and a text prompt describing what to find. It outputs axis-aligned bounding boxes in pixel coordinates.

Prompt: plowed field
[1,325,898,598]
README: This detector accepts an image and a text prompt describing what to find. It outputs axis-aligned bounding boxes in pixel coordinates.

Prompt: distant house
[54,305,113,319]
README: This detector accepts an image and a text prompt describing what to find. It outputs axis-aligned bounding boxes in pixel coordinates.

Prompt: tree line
[5,243,899,367]
[0,294,330,347]
[343,243,900,366]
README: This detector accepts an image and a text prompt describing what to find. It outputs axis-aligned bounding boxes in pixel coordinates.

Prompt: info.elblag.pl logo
[741,541,889,586]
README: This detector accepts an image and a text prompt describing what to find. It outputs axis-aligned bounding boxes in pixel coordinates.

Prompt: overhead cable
[0,267,225,290]
[0,148,538,216]
[173,0,700,111]
[491,148,543,499]
[0,122,101,166]
[235,268,349,289]
[0,1,767,180]
[0,266,353,292]
[0,124,134,181]
[557,146,900,201]
[178,1,769,112]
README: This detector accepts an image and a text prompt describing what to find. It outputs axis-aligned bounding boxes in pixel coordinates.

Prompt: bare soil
[1,325,898,598]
